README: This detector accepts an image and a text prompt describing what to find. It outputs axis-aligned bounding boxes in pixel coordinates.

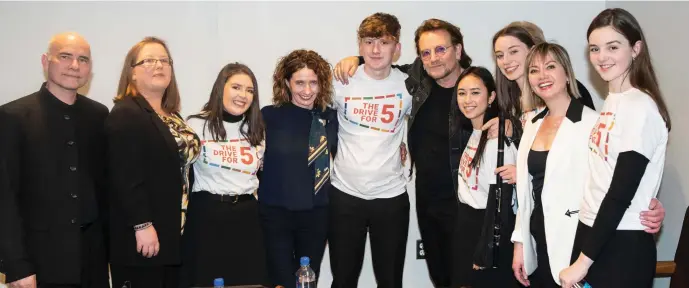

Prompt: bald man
[0,32,109,288]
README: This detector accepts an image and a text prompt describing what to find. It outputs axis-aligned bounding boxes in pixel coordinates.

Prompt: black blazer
[0,86,109,285]
[258,103,338,210]
[106,96,185,266]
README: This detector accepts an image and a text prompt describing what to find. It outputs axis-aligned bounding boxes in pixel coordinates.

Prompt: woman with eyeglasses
[106,36,200,288]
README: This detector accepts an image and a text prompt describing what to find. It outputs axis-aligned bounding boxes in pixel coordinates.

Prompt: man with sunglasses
[0,32,109,288]
[334,19,512,288]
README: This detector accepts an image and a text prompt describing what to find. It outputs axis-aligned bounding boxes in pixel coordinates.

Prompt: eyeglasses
[420,45,454,61]
[132,58,173,68]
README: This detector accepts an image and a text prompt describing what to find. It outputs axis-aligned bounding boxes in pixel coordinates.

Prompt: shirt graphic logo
[344,93,403,133]
[459,146,479,190]
[201,138,257,175]
[589,111,616,161]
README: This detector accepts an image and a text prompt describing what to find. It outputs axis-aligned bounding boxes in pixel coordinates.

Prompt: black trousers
[328,187,410,288]
[259,204,328,288]
[110,264,180,288]
[416,195,458,288]
[571,221,656,288]
[529,203,559,288]
[451,203,518,288]
[181,192,269,287]
[36,221,109,288]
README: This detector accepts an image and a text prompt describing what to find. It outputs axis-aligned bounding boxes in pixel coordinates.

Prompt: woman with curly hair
[258,49,338,288]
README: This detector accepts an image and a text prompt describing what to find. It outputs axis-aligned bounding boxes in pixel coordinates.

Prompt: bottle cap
[300,256,310,266]
[214,278,224,286]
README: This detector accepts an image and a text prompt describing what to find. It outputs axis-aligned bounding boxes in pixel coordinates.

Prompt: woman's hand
[559,254,593,288]
[482,117,514,140]
[496,164,517,184]
[135,224,160,258]
[512,242,530,286]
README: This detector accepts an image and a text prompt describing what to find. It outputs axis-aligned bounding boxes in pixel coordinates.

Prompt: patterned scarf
[308,110,329,194]
[157,113,200,235]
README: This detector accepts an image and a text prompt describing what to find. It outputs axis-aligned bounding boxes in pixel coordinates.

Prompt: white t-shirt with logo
[331,65,413,199]
[188,117,264,196]
[581,88,668,230]
[458,129,518,209]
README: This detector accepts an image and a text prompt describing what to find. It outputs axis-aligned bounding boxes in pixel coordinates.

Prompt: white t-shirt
[581,88,668,230]
[331,65,413,199]
[188,117,264,196]
[458,129,518,209]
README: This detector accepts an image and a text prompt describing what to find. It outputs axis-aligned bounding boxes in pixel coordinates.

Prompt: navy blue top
[258,103,338,210]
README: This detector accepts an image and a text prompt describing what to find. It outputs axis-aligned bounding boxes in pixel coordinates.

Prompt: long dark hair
[492,25,543,116]
[458,66,519,168]
[188,63,265,146]
[587,8,671,131]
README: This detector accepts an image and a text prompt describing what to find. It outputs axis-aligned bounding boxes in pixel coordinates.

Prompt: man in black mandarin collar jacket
[0,32,109,288]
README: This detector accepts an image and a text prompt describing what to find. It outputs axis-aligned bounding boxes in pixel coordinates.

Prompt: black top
[528,149,555,286]
[362,56,472,195]
[222,110,243,123]
[528,149,549,207]
[410,81,456,201]
[259,103,338,210]
[0,83,109,283]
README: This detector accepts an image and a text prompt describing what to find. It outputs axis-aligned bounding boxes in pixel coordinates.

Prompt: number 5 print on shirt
[201,139,257,175]
[343,93,403,133]
[459,145,479,190]
[589,111,616,161]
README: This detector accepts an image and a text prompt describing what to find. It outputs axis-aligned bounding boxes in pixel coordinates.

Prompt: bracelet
[134,222,152,231]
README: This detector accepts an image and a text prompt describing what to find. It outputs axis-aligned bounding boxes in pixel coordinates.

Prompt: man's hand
[641,198,665,233]
[333,56,360,85]
[9,274,37,288]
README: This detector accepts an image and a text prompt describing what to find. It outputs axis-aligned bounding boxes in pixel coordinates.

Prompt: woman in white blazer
[511,42,597,288]
[511,42,665,288]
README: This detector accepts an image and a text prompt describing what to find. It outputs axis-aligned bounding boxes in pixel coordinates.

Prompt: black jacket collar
[531,98,584,124]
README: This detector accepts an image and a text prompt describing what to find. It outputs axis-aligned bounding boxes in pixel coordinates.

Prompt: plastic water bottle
[296,256,316,288]
[213,277,224,288]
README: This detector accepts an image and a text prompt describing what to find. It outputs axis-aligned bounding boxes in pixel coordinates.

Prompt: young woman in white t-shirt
[560,8,672,288]
[453,66,520,287]
[181,63,268,287]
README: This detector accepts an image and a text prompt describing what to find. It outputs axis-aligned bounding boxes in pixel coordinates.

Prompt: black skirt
[181,191,269,287]
[452,202,519,288]
[570,221,656,288]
